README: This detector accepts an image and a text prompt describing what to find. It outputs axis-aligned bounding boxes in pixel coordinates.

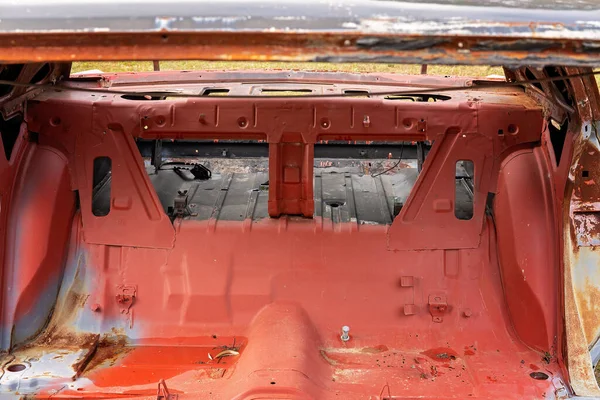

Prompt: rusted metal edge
[1,32,600,66]
[1,0,599,36]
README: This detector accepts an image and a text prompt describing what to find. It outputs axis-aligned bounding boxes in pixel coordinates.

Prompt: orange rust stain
[421,347,458,362]
[360,345,389,354]
[575,277,600,345]
[85,345,240,387]
[487,376,498,383]
[78,333,133,379]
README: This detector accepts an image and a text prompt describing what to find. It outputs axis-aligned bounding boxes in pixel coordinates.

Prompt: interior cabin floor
[0,162,565,399]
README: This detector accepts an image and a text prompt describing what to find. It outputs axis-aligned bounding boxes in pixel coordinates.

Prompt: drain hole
[270,381,276,385]
[7,364,26,372]
[326,201,345,208]
[529,372,549,380]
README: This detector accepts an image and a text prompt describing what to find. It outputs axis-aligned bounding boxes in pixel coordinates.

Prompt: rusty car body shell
[0,1,599,399]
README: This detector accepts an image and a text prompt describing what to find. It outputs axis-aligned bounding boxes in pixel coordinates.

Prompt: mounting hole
[270,381,276,385]
[155,116,166,127]
[161,34,169,41]
[402,118,413,129]
[320,118,331,129]
[212,334,218,339]
[237,117,248,128]
[497,129,504,136]
[49,116,61,127]
[507,124,519,135]
[7,364,27,372]
[583,170,590,178]
[529,372,549,380]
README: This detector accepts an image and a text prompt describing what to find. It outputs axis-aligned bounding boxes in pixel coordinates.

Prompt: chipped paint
[562,68,600,395]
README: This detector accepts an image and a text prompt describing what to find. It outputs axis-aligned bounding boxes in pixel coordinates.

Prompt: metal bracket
[169,189,197,218]
[428,294,448,323]
[157,379,178,400]
[116,285,137,314]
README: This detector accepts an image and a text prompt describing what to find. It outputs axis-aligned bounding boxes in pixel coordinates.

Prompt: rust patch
[576,278,600,345]
[320,349,338,366]
[360,345,389,354]
[4,259,133,382]
[77,331,133,376]
[421,347,458,362]
[206,367,227,379]
[14,260,98,359]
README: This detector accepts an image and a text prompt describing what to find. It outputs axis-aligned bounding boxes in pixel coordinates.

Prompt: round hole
[529,372,549,380]
[320,118,331,129]
[402,118,413,129]
[155,116,166,127]
[237,117,248,128]
[507,124,519,135]
[270,381,276,385]
[212,334,217,339]
[161,34,168,41]
[49,116,61,127]
[7,364,27,372]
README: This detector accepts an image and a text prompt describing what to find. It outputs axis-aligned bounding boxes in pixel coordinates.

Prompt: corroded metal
[0,0,598,65]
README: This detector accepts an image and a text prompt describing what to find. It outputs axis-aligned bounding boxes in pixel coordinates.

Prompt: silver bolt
[340,326,350,342]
